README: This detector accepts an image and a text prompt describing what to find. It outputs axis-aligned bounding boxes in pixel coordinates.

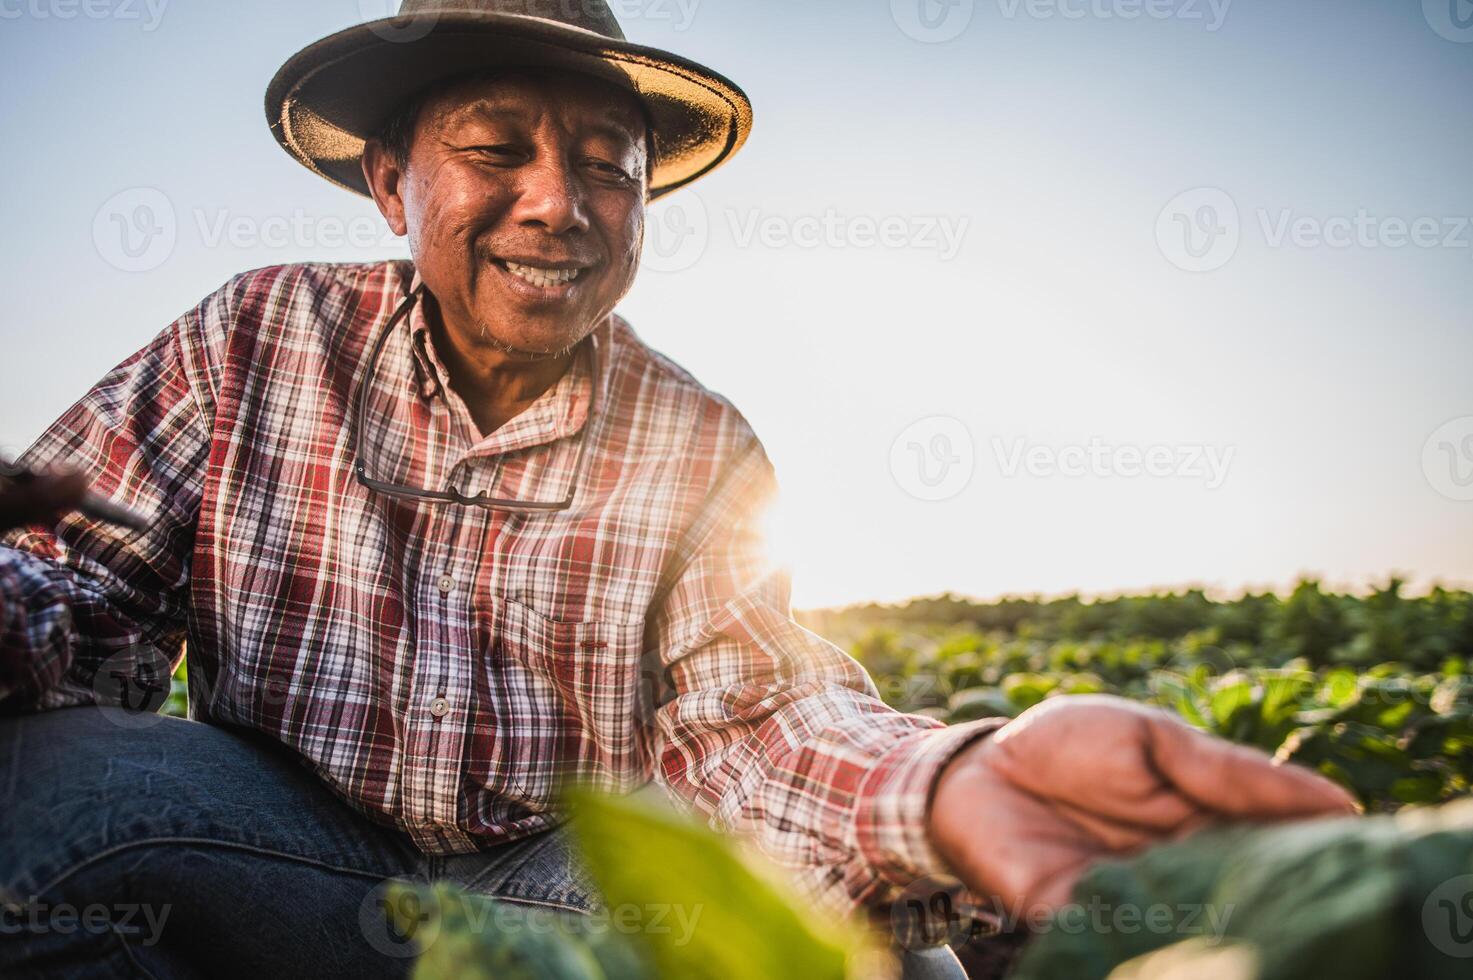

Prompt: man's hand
[928,694,1358,913]
[0,469,87,532]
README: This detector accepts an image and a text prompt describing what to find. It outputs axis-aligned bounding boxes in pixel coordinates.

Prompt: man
[0,2,1355,977]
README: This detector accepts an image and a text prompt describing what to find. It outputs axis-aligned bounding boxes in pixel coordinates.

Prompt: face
[365,70,648,358]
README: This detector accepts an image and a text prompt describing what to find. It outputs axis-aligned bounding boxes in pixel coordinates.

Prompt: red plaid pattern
[0,260,996,916]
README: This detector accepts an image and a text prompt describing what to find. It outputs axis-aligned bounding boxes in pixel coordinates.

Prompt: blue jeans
[0,707,966,979]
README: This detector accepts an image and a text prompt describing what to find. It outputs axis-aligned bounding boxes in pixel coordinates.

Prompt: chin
[479,315,590,358]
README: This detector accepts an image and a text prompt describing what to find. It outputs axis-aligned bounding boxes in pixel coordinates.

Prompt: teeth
[503,261,581,288]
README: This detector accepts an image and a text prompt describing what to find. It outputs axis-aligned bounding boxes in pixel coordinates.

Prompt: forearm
[652,606,1005,918]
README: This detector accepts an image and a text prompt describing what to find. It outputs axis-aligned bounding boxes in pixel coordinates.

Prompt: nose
[511,156,591,237]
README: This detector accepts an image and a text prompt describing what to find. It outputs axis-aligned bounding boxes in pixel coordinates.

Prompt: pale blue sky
[2,0,1470,607]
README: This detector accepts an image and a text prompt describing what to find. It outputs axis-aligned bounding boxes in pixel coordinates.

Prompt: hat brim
[265,13,752,200]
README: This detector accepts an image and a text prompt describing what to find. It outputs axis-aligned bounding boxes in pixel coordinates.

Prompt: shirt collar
[405,268,445,401]
[397,265,613,458]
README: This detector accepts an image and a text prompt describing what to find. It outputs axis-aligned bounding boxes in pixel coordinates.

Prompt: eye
[585,159,634,183]
[466,144,527,165]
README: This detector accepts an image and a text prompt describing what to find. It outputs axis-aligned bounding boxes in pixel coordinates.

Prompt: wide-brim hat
[265,0,752,200]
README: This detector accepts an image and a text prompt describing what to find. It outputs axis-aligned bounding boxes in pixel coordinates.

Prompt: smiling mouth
[499,260,585,288]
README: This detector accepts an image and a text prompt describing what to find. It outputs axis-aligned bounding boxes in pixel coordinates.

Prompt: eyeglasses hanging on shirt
[352,284,600,514]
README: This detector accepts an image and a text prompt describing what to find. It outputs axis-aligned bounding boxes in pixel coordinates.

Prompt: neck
[425,294,578,437]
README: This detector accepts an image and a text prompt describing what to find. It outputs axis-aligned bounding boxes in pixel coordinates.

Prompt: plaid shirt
[0,259,997,917]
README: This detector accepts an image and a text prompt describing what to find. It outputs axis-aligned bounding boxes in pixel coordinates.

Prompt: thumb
[1148,713,1358,821]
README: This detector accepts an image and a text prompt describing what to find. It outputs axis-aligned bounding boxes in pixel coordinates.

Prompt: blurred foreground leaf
[567,790,856,980]
[1012,798,1473,980]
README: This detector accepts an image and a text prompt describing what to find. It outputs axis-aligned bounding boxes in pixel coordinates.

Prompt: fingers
[985,700,1207,832]
[1049,796,1212,853]
[0,471,88,530]
[1147,713,1359,820]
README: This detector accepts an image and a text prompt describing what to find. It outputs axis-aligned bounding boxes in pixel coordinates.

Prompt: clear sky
[1,0,1469,608]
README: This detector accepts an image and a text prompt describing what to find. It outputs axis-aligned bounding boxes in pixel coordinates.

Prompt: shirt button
[437,575,456,595]
[429,697,451,719]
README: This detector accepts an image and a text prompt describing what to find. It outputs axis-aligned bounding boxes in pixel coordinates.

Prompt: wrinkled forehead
[423,69,649,146]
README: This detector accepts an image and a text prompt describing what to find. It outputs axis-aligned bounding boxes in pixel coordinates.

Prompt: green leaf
[1013,800,1473,980]
[567,791,855,980]
[1208,676,1255,729]
[1003,672,1061,710]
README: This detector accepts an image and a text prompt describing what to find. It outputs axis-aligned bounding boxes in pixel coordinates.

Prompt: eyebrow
[443,102,644,147]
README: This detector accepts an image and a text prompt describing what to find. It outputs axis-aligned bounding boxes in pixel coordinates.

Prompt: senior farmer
[0,2,1354,977]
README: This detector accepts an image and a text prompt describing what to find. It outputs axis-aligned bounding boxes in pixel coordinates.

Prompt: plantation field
[797,579,1473,812]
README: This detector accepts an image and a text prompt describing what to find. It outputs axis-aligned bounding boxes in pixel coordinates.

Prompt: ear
[362,139,409,238]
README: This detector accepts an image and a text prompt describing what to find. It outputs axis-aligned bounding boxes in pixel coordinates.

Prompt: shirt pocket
[484,596,651,809]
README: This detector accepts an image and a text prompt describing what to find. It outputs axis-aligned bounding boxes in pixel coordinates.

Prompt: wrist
[927,724,1007,867]
[852,719,1009,891]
